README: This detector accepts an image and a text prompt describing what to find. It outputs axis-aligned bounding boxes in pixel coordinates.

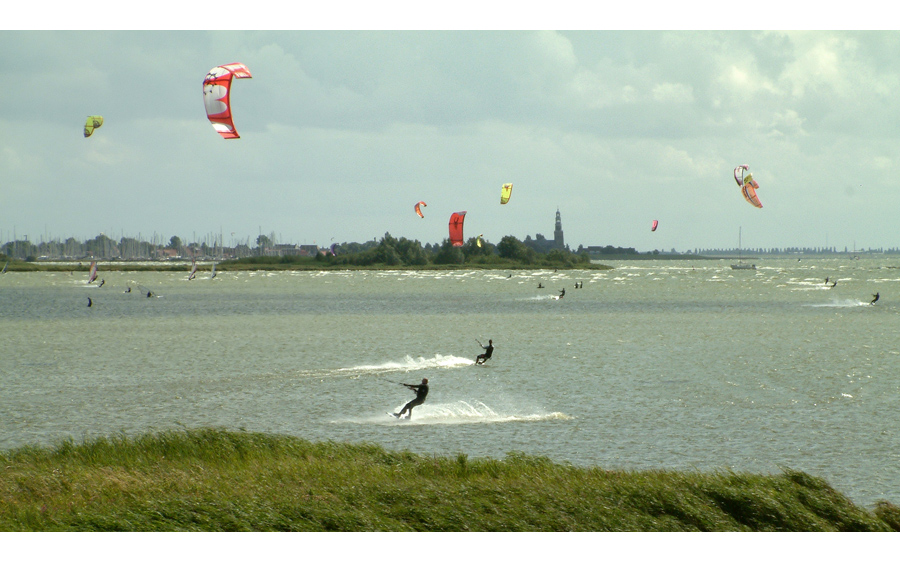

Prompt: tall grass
[1,429,896,531]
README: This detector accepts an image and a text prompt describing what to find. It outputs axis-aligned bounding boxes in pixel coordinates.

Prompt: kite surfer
[98,279,105,288]
[475,339,494,365]
[392,378,429,420]
[558,287,566,299]
[871,292,880,304]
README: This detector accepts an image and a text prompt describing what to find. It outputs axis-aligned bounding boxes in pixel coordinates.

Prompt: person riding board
[475,339,493,365]
[871,292,880,304]
[392,378,429,419]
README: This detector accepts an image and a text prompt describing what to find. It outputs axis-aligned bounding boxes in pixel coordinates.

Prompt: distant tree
[395,237,429,266]
[545,249,570,264]
[497,236,536,264]
[432,239,464,264]
[462,237,493,260]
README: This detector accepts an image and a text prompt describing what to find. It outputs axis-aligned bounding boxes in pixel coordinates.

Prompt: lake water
[2,259,899,507]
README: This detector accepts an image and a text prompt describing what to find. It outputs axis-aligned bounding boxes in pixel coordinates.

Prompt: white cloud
[3,31,900,252]
[652,82,694,104]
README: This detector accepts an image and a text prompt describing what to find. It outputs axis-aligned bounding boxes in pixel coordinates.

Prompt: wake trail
[337,354,474,375]
[804,299,871,308]
[337,401,571,426]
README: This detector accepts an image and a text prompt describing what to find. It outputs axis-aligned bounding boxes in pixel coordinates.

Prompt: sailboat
[88,261,98,283]
[731,227,756,270]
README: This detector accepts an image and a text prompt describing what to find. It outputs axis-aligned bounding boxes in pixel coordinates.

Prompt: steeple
[554,208,564,250]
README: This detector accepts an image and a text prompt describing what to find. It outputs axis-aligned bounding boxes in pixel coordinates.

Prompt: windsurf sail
[449,211,467,247]
[414,201,427,218]
[203,62,252,139]
[651,220,659,232]
[734,165,763,209]
[1,261,7,274]
[210,263,217,279]
[88,261,98,284]
[84,116,103,138]
[500,183,513,205]
[188,259,197,280]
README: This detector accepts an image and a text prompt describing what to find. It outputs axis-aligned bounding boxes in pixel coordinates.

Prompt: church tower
[553,208,565,250]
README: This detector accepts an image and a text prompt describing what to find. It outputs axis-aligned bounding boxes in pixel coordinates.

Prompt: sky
[3,7,899,253]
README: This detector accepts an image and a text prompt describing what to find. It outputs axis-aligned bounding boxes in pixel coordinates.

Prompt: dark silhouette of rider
[871,292,880,304]
[393,378,429,419]
[476,339,494,365]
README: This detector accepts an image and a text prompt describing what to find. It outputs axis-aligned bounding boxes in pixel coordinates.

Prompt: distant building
[524,208,566,253]
[553,208,564,249]
[298,244,319,256]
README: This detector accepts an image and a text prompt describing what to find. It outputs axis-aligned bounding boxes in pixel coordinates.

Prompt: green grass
[1,429,897,531]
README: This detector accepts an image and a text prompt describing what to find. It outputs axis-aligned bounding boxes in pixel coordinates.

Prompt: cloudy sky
[3,13,897,253]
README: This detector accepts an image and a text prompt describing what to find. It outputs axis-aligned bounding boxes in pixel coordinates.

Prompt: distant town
[3,209,900,262]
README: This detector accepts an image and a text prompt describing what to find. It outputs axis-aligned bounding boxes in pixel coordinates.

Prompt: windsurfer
[475,339,494,365]
[392,378,429,420]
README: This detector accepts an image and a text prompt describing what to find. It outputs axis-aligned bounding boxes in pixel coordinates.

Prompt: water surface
[2,259,899,507]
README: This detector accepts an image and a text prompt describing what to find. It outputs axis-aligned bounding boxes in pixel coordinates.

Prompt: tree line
[227,233,594,268]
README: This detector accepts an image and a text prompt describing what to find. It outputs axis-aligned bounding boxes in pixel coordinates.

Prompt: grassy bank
[2,429,898,531]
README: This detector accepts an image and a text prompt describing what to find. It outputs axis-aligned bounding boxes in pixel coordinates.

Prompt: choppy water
[2,258,899,507]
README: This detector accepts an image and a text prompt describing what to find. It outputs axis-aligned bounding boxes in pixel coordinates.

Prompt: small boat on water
[731,227,756,270]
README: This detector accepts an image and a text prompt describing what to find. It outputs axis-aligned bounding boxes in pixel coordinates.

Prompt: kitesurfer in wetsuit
[476,339,494,365]
[871,292,880,304]
[393,378,429,419]
[558,287,566,299]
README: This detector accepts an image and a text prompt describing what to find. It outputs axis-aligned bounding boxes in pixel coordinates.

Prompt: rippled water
[2,259,899,506]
